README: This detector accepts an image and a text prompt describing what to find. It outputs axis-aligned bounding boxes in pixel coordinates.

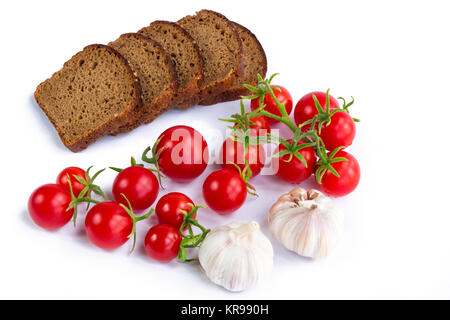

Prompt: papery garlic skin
[268,188,343,259]
[198,221,273,292]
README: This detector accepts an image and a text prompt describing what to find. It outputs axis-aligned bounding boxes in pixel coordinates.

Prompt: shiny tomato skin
[112,166,159,212]
[155,192,195,229]
[156,125,209,182]
[28,184,73,230]
[202,169,247,215]
[56,167,87,197]
[144,224,182,262]
[318,151,360,197]
[248,115,271,137]
[319,111,356,151]
[294,91,340,131]
[234,115,271,137]
[85,201,133,250]
[272,140,317,184]
[220,138,266,178]
[250,85,293,124]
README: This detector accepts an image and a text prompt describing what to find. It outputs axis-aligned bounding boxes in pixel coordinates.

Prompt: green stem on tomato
[66,169,107,228]
[254,82,298,132]
[141,138,167,188]
[237,73,357,184]
[119,193,153,253]
[177,204,210,263]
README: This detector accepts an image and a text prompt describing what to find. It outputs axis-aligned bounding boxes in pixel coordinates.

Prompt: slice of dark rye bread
[177,10,244,106]
[108,33,177,133]
[34,44,142,152]
[210,22,267,103]
[138,21,204,109]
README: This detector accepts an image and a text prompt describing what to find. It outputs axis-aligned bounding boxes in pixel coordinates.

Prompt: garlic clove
[268,188,343,259]
[198,221,273,292]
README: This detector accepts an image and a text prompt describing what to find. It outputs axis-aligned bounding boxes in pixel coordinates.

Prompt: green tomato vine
[222,73,359,184]
[65,164,210,260]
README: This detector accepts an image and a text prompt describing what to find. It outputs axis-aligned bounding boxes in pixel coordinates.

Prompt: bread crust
[34,12,267,152]
[178,9,244,106]
[34,44,143,152]
[206,21,267,104]
[138,21,204,110]
[109,33,177,134]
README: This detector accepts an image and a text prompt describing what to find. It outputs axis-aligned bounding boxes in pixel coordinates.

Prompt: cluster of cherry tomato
[28,75,361,263]
[145,125,252,214]
[27,124,255,262]
[28,165,198,261]
[242,81,361,197]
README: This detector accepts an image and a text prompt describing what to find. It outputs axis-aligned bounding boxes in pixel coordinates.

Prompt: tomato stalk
[270,133,316,167]
[220,99,267,156]
[303,89,358,135]
[119,193,153,253]
[235,74,358,183]
[66,166,107,227]
[220,99,268,186]
[110,156,144,172]
[231,161,258,197]
[141,137,167,188]
[338,96,359,122]
[111,155,163,183]
[219,99,255,133]
[177,204,210,263]
[242,74,298,132]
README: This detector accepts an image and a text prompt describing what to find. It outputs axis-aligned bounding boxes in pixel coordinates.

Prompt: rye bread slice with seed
[109,33,177,132]
[34,44,142,152]
[138,21,204,109]
[210,22,267,103]
[177,9,244,105]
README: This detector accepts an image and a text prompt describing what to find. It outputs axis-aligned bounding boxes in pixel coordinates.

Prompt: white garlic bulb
[198,221,273,292]
[268,188,343,259]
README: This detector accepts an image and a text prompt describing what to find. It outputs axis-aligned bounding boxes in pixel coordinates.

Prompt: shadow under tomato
[21,209,39,230]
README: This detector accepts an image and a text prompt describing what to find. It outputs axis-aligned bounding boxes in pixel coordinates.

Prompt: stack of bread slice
[34,10,267,152]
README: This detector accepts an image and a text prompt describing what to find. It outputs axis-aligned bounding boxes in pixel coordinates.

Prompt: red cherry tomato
[319,111,356,151]
[317,150,360,197]
[203,169,247,215]
[56,167,87,197]
[155,192,195,229]
[156,125,209,182]
[28,184,74,230]
[272,140,317,184]
[144,224,182,262]
[234,115,271,137]
[294,91,340,131]
[220,138,266,178]
[84,201,133,250]
[250,85,293,124]
[248,115,271,137]
[112,166,159,212]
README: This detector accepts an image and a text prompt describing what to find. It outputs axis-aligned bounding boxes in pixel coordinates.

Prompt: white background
[1,0,449,299]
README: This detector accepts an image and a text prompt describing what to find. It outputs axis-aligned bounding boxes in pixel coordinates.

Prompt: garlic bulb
[268,188,342,259]
[198,221,273,292]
